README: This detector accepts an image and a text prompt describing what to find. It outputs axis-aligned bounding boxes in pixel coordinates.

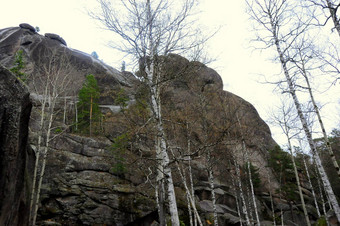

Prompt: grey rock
[260,221,275,226]
[19,23,36,32]
[199,200,224,214]
[0,66,33,226]
[45,33,67,46]
[220,212,242,225]
[276,202,290,211]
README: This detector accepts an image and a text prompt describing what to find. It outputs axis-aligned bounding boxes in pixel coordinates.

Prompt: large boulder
[44,33,67,46]
[0,66,33,225]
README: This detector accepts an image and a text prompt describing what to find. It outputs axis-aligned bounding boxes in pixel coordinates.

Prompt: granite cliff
[0,24,322,225]
[0,65,33,226]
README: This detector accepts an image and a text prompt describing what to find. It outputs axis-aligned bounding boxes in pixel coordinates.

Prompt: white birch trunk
[145,1,179,224]
[29,78,50,225]
[32,97,55,226]
[234,157,251,226]
[288,145,311,225]
[208,164,219,226]
[266,172,276,226]
[173,153,203,226]
[236,115,260,225]
[188,155,198,226]
[186,127,202,226]
[270,20,340,222]
[232,174,243,226]
[75,97,78,131]
[303,72,340,179]
[156,136,166,226]
[302,153,321,218]
[314,163,331,225]
[146,64,179,225]
[63,95,67,124]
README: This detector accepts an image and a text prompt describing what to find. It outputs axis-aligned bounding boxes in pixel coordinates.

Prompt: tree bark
[29,90,47,225]
[208,164,219,226]
[90,95,93,136]
[326,0,340,37]
[273,30,340,223]
[32,97,55,226]
[237,115,260,226]
[302,69,340,179]
[234,157,251,225]
[288,145,311,226]
[301,153,321,218]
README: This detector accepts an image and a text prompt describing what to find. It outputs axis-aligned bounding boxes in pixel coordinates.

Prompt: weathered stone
[275,202,291,211]
[0,24,318,225]
[199,200,225,214]
[44,33,67,46]
[0,66,32,226]
[19,23,36,32]
[219,212,242,225]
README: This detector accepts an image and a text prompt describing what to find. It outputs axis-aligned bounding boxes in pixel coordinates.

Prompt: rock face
[44,33,67,46]
[0,24,317,225]
[31,133,156,225]
[0,24,135,105]
[0,66,33,225]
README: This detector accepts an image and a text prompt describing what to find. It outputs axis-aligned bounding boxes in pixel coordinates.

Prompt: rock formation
[0,66,33,226]
[44,33,67,46]
[0,24,323,225]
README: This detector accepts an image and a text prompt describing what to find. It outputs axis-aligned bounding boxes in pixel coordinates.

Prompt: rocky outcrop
[0,66,33,225]
[0,24,135,105]
[44,33,67,46]
[31,133,157,225]
[19,23,36,33]
[0,24,318,225]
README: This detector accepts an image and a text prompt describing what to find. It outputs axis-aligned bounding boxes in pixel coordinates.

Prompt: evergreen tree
[10,50,27,83]
[268,146,298,201]
[77,74,101,135]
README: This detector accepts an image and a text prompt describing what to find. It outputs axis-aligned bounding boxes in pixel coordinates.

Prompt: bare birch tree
[90,1,210,224]
[305,0,340,37]
[28,48,74,226]
[289,41,340,179]
[246,0,340,222]
[236,114,261,226]
[269,100,311,226]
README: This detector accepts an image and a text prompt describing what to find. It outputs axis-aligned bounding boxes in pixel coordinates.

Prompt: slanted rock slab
[0,66,33,226]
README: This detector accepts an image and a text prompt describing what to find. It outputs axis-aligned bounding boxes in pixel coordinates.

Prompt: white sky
[1,0,339,147]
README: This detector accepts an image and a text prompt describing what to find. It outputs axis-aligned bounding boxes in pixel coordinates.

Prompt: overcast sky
[1,0,339,147]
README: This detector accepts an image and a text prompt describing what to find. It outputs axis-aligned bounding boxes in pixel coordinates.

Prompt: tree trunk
[155,178,166,226]
[90,95,93,136]
[173,152,203,226]
[63,95,67,124]
[75,97,78,131]
[236,115,260,225]
[208,165,219,226]
[147,68,179,225]
[266,172,276,226]
[231,173,243,226]
[287,144,311,225]
[156,135,166,226]
[302,70,340,179]
[301,151,321,218]
[234,157,251,225]
[144,1,179,223]
[270,17,340,222]
[32,100,55,226]
[29,83,49,226]
[326,0,340,37]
